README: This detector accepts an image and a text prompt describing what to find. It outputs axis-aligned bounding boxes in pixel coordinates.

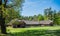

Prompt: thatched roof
[7,19,53,25]
[7,19,18,25]
[39,20,53,24]
[22,20,39,24]
[18,20,53,25]
[7,19,26,25]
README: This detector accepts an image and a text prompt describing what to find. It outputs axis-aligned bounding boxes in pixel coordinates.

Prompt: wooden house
[7,19,53,28]
[18,20,53,27]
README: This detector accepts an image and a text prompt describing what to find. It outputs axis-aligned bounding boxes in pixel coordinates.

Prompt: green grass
[7,26,60,36]
[1,26,60,36]
[7,26,60,33]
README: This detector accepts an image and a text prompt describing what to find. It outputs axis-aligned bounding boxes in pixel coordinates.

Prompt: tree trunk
[0,0,7,34]
[0,18,6,34]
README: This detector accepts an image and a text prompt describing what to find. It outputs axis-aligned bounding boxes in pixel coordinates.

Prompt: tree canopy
[0,0,24,34]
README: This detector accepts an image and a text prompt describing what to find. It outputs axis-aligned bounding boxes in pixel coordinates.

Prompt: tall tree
[44,8,54,20]
[0,0,7,34]
[0,0,24,34]
[54,11,60,25]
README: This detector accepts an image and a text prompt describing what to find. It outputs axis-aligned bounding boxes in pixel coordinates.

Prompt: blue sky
[21,0,60,16]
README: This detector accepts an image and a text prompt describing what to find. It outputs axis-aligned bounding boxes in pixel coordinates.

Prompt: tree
[53,11,60,25]
[33,15,37,21]
[44,8,54,20]
[0,0,24,34]
[44,8,60,25]
[0,0,7,34]
[37,14,44,21]
[28,16,33,21]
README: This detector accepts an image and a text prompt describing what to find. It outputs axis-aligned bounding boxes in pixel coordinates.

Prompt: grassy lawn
[1,26,60,36]
[7,26,60,33]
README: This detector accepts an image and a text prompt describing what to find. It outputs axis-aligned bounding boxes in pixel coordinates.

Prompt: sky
[21,0,60,16]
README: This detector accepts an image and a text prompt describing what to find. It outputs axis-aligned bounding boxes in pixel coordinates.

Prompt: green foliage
[44,8,60,25]
[53,11,60,25]
[37,14,44,21]
[21,14,44,21]
[29,16,33,21]
[2,0,24,24]
[4,8,21,24]
[0,0,24,34]
[44,7,54,20]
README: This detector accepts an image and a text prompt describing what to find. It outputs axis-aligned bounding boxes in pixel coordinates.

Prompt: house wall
[13,24,26,28]
[25,24,41,27]
[40,24,53,26]
[12,22,53,28]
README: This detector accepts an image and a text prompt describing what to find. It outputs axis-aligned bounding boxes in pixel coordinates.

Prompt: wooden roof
[23,20,39,24]
[39,20,53,24]
[18,20,53,25]
[7,19,53,25]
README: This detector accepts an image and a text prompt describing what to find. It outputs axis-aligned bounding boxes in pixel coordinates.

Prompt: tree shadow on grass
[11,29,60,36]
